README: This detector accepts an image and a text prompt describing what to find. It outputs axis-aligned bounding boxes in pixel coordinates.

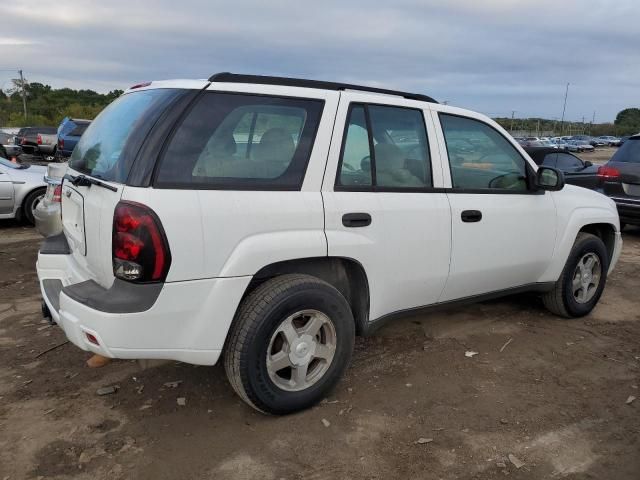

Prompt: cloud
[1,0,638,121]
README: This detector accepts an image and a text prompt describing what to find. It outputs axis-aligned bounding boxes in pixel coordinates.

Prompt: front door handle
[342,212,372,228]
[461,210,482,223]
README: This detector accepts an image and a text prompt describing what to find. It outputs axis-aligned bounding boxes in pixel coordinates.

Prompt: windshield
[69,88,182,183]
[0,157,25,169]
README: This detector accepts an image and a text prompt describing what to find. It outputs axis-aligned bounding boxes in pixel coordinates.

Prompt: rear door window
[155,92,324,190]
[547,152,583,170]
[336,103,432,190]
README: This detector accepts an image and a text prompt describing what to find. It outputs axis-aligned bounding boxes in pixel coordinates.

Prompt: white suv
[37,73,622,414]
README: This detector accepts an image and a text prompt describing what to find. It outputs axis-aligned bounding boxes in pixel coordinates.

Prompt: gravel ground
[0,219,639,480]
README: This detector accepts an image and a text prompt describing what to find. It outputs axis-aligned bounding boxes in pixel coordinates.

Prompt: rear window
[68,123,89,136]
[611,138,640,163]
[155,92,324,190]
[69,89,182,183]
[38,127,57,134]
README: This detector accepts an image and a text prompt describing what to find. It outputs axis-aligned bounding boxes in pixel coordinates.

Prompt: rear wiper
[64,173,118,192]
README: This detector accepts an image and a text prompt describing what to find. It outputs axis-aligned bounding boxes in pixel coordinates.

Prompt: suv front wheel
[542,232,609,317]
[224,274,355,414]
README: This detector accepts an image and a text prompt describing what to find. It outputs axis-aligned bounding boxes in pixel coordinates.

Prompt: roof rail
[208,72,438,104]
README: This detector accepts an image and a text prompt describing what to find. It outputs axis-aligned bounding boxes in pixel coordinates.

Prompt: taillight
[37,134,42,145]
[52,184,62,203]
[20,137,26,145]
[597,165,620,180]
[58,138,64,150]
[112,201,171,283]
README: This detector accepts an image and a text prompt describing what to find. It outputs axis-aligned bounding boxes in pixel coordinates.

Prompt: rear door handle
[461,210,482,223]
[342,212,372,228]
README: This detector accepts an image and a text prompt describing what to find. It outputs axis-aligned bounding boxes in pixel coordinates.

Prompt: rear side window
[69,123,89,136]
[69,89,182,183]
[440,114,528,191]
[337,103,432,190]
[155,92,324,190]
[611,138,640,163]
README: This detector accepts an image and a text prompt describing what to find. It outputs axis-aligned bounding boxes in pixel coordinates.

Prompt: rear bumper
[610,196,640,225]
[37,236,251,365]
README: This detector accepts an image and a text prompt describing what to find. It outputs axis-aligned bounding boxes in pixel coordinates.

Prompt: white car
[37,74,622,414]
[0,157,47,224]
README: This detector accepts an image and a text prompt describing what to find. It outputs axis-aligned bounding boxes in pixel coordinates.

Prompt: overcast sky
[1,0,638,122]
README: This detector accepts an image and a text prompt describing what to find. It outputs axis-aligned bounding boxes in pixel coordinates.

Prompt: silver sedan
[0,157,47,224]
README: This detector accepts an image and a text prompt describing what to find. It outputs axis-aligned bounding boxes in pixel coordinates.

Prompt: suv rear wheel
[542,232,609,317]
[224,274,355,414]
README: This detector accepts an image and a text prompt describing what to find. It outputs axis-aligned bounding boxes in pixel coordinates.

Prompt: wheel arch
[18,185,47,220]
[578,222,617,266]
[243,257,371,335]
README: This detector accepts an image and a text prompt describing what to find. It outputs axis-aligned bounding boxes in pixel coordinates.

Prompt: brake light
[20,137,26,145]
[58,138,64,150]
[37,134,42,145]
[129,81,152,90]
[112,201,171,282]
[597,165,620,180]
[52,184,62,203]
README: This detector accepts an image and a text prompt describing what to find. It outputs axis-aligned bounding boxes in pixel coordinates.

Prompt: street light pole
[560,82,569,135]
[18,69,27,119]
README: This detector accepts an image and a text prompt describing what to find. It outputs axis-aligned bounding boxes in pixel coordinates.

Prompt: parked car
[596,133,640,229]
[525,147,599,189]
[14,126,57,155]
[0,156,47,224]
[37,131,59,161]
[37,73,622,414]
[33,162,67,237]
[597,136,620,147]
[0,131,21,158]
[56,118,91,158]
[567,140,594,152]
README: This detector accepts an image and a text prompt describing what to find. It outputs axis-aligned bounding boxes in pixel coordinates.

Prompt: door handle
[461,210,482,223]
[342,212,372,228]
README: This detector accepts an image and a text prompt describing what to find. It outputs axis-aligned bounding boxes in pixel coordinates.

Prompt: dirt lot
[1,219,639,480]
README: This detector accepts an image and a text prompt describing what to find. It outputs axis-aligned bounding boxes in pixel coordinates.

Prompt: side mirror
[584,160,593,168]
[536,166,565,191]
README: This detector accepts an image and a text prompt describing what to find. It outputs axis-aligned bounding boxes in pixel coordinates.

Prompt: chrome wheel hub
[572,252,602,304]
[266,309,337,392]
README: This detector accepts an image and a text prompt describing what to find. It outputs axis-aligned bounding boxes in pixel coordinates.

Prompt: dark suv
[597,133,640,228]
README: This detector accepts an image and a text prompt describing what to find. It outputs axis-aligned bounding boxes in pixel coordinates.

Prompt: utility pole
[510,110,516,132]
[582,116,585,134]
[560,82,569,135]
[18,69,27,119]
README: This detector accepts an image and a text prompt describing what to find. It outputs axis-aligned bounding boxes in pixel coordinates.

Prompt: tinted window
[69,123,89,136]
[440,114,528,191]
[337,104,431,189]
[70,89,182,182]
[611,138,640,163]
[338,106,372,187]
[548,152,583,170]
[156,92,323,189]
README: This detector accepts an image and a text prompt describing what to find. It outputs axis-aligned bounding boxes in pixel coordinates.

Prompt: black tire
[22,188,46,226]
[542,232,609,318]
[224,274,355,414]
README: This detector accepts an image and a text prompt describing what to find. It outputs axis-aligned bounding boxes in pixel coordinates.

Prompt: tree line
[0,78,122,127]
[2,78,639,137]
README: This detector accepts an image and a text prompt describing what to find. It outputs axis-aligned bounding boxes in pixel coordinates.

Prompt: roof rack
[208,72,438,104]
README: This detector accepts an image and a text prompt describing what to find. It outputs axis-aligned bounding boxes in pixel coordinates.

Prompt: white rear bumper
[37,250,251,366]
